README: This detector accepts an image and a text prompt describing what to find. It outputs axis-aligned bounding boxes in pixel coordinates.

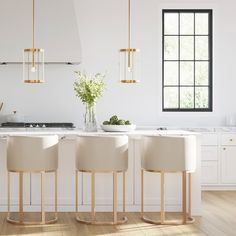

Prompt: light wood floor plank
[0,191,235,236]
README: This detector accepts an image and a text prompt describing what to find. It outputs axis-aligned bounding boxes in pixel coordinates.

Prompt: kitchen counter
[0,129,201,215]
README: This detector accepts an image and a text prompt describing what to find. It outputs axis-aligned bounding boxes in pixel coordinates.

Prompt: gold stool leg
[41,171,45,224]
[55,171,58,219]
[7,172,10,219]
[113,171,117,224]
[141,169,144,218]
[91,172,96,222]
[123,172,126,213]
[19,172,24,223]
[182,171,187,224]
[160,171,165,224]
[75,170,78,214]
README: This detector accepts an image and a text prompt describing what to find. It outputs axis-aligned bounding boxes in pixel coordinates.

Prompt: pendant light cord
[32,0,35,67]
[128,0,131,68]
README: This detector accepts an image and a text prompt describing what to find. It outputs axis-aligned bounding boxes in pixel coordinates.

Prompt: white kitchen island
[0,129,201,215]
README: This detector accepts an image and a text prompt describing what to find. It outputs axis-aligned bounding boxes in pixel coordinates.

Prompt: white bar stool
[75,135,128,225]
[141,135,196,225]
[7,135,59,225]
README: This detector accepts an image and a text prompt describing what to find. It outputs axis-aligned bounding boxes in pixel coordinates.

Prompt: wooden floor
[0,191,235,236]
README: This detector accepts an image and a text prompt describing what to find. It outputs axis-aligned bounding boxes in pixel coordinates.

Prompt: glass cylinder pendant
[23,48,45,83]
[119,48,140,83]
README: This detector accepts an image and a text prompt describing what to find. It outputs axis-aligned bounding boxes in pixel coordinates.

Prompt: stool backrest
[7,135,58,172]
[76,135,128,172]
[141,135,196,172]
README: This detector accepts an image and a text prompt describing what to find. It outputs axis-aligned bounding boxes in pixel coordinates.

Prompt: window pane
[195,13,209,35]
[195,36,209,60]
[180,36,194,60]
[180,13,194,35]
[180,87,194,108]
[180,62,194,85]
[164,36,178,60]
[164,13,179,35]
[164,62,178,85]
[164,87,179,108]
[195,62,209,85]
[195,87,209,108]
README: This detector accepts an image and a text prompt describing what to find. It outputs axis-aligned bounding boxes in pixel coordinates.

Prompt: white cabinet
[201,161,218,184]
[201,132,236,189]
[221,146,236,184]
[201,133,219,186]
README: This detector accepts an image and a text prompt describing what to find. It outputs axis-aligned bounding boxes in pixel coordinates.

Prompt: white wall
[0,0,235,127]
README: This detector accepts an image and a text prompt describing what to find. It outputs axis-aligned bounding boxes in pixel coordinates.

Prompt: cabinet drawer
[201,146,218,161]
[221,134,236,145]
[201,161,218,184]
[201,133,218,145]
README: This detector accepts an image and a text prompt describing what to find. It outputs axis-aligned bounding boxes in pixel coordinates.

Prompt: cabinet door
[201,146,218,161]
[201,161,218,184]
[0,138,30,210]
[31,138,82,210]
[221,146,236,184]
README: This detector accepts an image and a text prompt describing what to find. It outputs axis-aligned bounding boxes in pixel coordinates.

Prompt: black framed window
[162,9,213,111]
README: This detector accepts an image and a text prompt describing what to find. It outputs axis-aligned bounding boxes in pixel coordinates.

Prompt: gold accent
[119,48,140,52]
[120,80,140,83]
[24,48,44,52]
[75,170,128,225]
[24,80,44,84]
[23,0,45,84]
[7,170,58,225]
[160,171,165,224]
[119,0,140,83]
[123,172,126,213]
[140,169,195,225]
[182,171,187,224]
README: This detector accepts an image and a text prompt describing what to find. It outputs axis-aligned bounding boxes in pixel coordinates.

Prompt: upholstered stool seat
[141,135,197,225]
[7,135,59,225]
[75,135,128,225]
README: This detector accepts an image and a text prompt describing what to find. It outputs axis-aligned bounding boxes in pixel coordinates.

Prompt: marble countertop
[0,128,198,137]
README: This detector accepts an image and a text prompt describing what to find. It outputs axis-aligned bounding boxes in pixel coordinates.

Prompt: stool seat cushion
[7,135,59,172]
[141,135,196,172]
[76,135,128,172]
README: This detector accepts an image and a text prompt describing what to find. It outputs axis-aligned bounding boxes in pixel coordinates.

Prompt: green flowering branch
[74,71,106,106]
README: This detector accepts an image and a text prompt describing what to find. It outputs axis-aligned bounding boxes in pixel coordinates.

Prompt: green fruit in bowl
[103,115,132,126]
[110,115,119,124]
[125,120,131,125]
[117,119,126,125]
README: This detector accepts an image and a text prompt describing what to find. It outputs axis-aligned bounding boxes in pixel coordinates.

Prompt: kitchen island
[0,129,201,215]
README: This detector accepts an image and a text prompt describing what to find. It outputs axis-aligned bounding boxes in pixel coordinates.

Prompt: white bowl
[101,124,136,132]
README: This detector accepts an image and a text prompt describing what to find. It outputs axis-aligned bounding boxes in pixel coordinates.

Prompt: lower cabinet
[201,132,236,189]
[221,146,236,184]
[201,161,218,184]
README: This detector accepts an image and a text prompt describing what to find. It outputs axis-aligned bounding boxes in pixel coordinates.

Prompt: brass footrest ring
[7,216,58,225]
[141,215,195,225]
[75,215,128,225]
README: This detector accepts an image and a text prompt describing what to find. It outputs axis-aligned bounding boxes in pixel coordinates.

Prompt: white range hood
[0,0,81,64]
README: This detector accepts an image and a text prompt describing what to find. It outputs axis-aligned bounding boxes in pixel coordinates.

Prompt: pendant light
[119,0,140,83]
[23,0,45,83]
